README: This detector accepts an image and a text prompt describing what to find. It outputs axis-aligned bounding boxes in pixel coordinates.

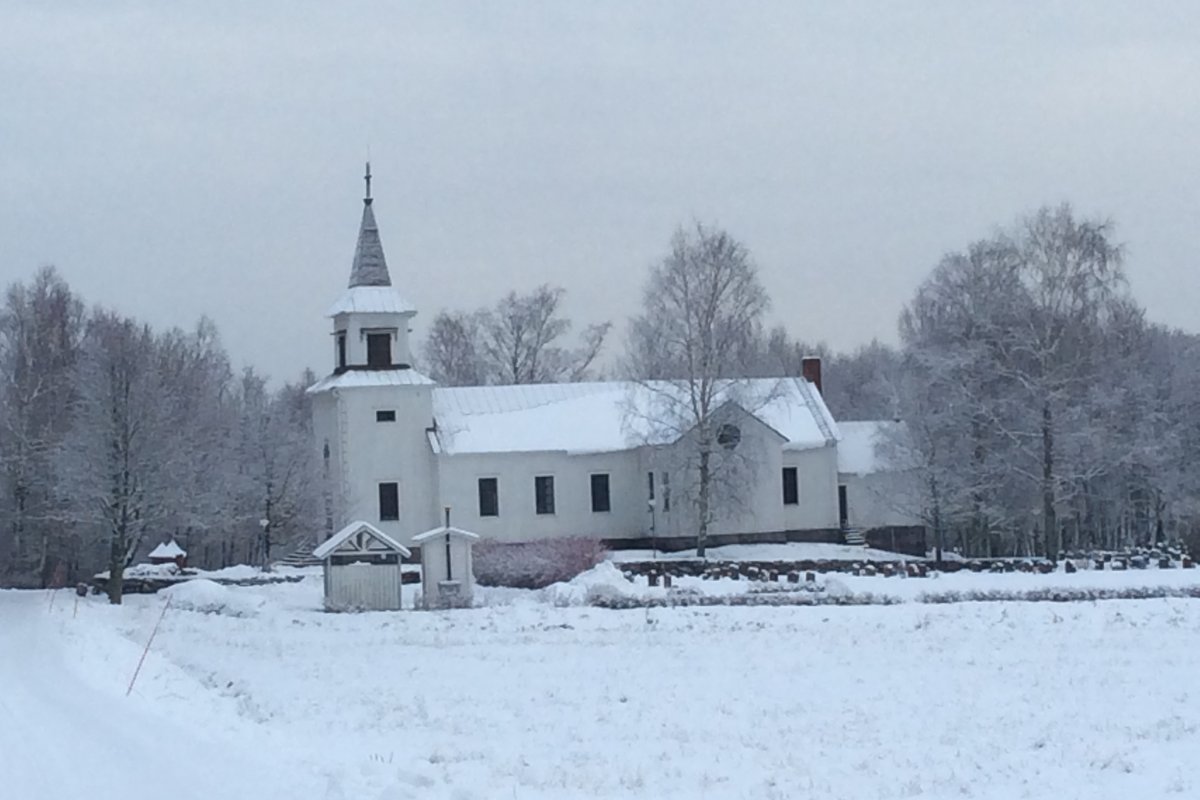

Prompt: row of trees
[613,209,1200,558]
[895,206,1200,558]
[0,268,317,599]
[4,203,1196,593]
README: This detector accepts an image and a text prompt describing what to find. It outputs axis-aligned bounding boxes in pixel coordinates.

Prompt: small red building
[148,539,187,569]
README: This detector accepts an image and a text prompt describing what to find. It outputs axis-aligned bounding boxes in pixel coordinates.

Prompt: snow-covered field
[4,569,1200,799]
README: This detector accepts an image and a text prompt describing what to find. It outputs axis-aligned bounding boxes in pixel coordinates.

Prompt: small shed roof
[148,539,187,558]
[313,520,412,560]
[412,525,481,543]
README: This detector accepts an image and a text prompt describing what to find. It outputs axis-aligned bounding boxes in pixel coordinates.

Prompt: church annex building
[308,171,924,554]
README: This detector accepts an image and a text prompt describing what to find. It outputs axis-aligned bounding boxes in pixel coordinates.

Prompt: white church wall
[321,386,441,544]
[781,445,841,532]
[639,410,839,540]
[332,310,414,367]
[840,470,925,530]
[311,391,343,542]
[437,449,646,543]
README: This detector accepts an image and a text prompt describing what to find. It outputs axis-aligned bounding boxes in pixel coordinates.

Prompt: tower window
[378,482,399,521]
[590,473,611,513]
[336,331,347,370]
[535,475,555,515]
[478,477,499,517]
[366,332,392,368]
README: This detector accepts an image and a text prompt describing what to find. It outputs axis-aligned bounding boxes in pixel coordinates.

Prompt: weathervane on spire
[364,161,372,204]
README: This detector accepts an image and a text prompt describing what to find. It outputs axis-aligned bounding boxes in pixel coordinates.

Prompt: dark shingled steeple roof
[348,163,391,288]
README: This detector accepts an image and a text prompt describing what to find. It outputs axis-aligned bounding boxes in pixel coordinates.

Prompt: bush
[473,537,607,589]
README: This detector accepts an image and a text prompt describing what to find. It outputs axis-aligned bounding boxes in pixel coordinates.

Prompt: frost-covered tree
[626,223,771,557]
[423,284,610,385]
[231,368,317,570]
[0,267,83,585]
[898,205,1136,558]
[423,309,486,386]
[57,312,171,603]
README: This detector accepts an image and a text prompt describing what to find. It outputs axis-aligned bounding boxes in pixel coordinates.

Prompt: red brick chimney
[801,356,822,394]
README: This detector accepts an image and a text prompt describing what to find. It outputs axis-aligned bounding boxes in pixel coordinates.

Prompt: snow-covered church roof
[429,377,839,456]
[327,285,417,317]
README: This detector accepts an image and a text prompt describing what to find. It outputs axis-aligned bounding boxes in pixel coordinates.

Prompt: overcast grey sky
[3,2,1198,380]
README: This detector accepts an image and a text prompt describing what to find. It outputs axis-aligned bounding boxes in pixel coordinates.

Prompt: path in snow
[0,591,317,800]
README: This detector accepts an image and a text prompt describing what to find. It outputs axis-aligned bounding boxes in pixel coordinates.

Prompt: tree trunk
[931,477,944,566]
[1042,400,1058,561]
[696,449,711,558]
[107,531,124,605]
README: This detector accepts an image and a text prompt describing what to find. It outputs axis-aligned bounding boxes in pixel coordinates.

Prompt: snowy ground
[608,541,913,562]
[4,569,1200,799]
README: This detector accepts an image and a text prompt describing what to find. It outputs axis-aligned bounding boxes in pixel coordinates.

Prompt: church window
[478,477,499,517]
[336,331,347,370]
[378,482,399,521]
[782,467,799,505]
[590,473,611,513]
[535,476,555,515]
[376,409,396,422]
[717,423,742,449]
[366,332,392,368]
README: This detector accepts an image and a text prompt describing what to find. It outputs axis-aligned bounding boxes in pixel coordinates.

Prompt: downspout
[444,506,453,582]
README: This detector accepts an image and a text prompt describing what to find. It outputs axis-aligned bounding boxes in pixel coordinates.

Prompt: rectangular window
[535,475,555,515]
[590,473,611,513]
[661,472,670,512]
[647,471,655,501]
[378,482,399,521]
[782,467,799,506]
[336,331,347,369]
[478,477,499,517]
[375,409,396,422]
[366,332,392,368]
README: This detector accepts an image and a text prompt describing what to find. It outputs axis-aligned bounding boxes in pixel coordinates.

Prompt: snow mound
[196,564,263,581]
[541,562,638,607]
[162,580,264,617]
[822,577,854,599]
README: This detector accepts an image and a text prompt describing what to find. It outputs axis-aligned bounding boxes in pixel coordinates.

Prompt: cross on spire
[364,161,372,204]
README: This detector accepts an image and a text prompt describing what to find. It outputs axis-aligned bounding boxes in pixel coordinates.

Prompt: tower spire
[347,164,390,287]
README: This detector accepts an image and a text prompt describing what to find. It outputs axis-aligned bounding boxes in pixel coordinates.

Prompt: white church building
[309,172,924,554]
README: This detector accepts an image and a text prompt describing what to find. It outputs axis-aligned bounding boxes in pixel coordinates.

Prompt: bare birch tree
[423,284,611,385]
[626,223,769,556]
[423,309,486,386]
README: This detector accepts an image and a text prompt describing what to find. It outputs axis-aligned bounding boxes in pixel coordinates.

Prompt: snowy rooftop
[430,378,838,456]
[326,285,417,317]
[836,420,907,475]
[148,539,186,559]
[307,368,435,393]
[313,521,411,560]
[412,525,482,543]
